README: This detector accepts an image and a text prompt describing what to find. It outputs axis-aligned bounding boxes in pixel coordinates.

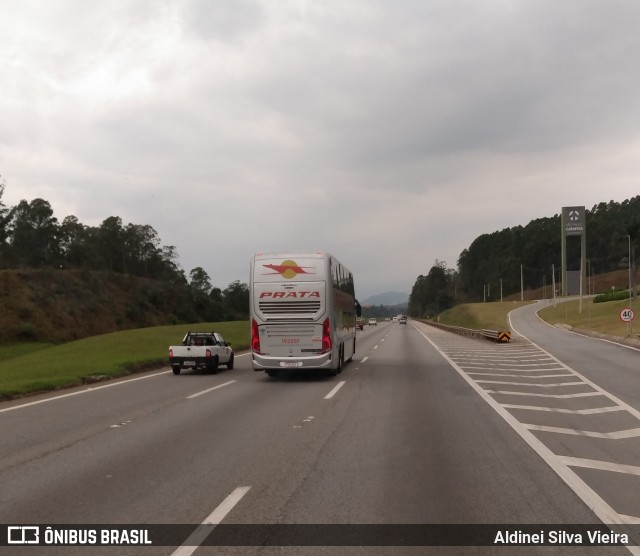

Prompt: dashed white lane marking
[324,381,346,400]
[373,345,379,350]
[361,357,369,363]
[187,380,236,399]
[171,486,251,556]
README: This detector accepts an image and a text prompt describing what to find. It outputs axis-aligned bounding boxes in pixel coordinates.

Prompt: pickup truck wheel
[207,356,219,374]
[172,365,181,375]
[227,354,234,369]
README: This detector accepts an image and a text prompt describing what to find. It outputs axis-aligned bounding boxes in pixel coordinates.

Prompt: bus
[250,252,361,378]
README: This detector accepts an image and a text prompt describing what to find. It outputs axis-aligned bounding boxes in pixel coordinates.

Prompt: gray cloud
[2,0,640,298]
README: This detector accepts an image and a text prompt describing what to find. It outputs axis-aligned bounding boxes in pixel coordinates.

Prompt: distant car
[368,318,377,326]
[398,316,407,325]
[356,318,364,330]
[392,316,399,323]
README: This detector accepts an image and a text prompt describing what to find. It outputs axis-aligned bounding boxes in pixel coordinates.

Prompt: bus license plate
[280,361,303,368]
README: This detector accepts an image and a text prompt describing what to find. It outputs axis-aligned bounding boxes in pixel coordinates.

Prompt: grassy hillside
[0,321,250,399]
[0,269,216,343]
[435,301,533,330]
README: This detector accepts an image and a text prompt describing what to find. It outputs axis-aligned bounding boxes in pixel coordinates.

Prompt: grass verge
[0,321,249,399]
[537,297,640,338]
[434,301,534,330]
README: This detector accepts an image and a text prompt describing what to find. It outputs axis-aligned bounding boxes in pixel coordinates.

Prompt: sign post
[561,206,586,297]
[619,307,635,338]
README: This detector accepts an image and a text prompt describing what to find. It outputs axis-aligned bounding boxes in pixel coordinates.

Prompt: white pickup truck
[169,331,234,374]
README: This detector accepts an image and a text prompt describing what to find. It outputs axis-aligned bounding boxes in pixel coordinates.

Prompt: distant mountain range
[361,291,409,307]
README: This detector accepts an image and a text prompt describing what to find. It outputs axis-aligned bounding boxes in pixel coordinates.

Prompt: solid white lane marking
[0,370,171,414]
[486,390,603,398]
[324,381,346,400]
[171,486,250,556]
[524,425,640,439]
[462,366,565,372]
[474,380,585,387]
[467,372,574,379]
[503,404,625,415]
[187,380,236,399]
[559,456,640,477]
[0,351,253,414]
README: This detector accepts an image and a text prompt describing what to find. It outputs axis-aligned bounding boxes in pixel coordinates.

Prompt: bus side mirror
[355,300,362,317]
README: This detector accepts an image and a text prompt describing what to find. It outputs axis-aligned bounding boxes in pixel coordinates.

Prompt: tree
[409,260,454,317]
[223,280,249,317]
[97,216,125,272]
[9,198,59,267]
[189,267,212,294]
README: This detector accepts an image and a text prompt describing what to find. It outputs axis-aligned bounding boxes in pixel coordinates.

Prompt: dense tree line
[0,179,249,321]
[408,260,455,318]
[409,196,640,316]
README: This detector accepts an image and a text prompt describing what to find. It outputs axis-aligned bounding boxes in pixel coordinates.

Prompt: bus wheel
[266,370,279,378]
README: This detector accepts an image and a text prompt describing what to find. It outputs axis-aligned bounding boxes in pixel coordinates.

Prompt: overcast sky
[2,1,640,300]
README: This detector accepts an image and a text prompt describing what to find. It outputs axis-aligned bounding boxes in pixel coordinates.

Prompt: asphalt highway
[1,315,638,555]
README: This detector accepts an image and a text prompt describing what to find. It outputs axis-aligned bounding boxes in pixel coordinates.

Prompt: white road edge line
[324,381,346,400]
[187,380,236,399]
[171,486,251,556]
[0,370,171,414]
[413,322,640,553]
[533,300,640,353]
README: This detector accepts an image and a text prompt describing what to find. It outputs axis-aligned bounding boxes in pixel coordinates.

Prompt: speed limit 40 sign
[619,308,635,322]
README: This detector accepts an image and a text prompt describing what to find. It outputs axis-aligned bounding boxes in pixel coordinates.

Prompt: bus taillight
[252,319,262,354]
[322,317,332,353]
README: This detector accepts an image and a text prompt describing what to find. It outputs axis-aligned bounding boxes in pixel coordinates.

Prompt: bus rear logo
[262,260,313,279]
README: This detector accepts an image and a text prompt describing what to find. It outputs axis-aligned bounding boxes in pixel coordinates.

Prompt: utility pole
[520,264,524,302]
[629,234,633,337]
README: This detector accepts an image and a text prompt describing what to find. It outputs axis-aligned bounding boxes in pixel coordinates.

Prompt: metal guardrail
[418,320,510,343]
[481,329,511,342]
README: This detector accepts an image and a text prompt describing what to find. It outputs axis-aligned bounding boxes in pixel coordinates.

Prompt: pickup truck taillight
[205,349,212,358]
[251,319,262,354]
[169,348,174,358]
